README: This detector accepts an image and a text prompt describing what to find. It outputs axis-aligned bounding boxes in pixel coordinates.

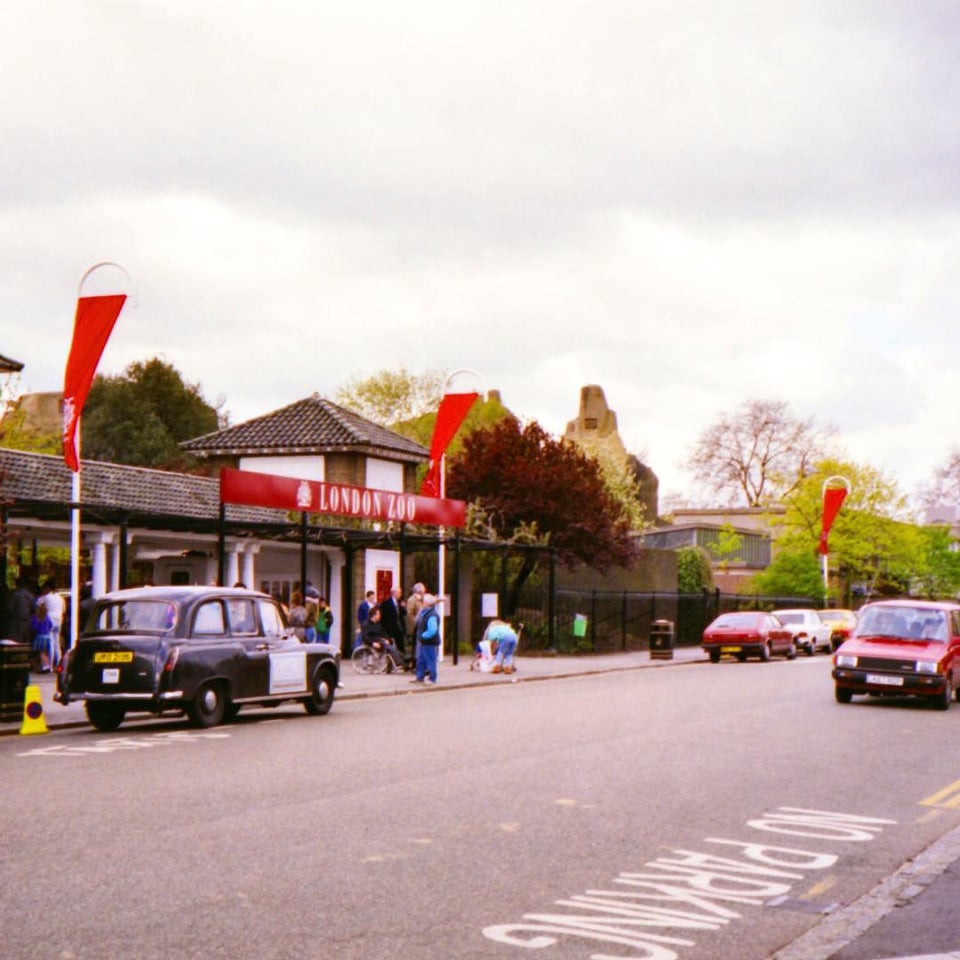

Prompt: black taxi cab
[56,586,340,731]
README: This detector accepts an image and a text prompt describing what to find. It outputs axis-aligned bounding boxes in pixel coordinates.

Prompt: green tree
[689,399,836,507]
[446,417,637,613]
[82,357,223,469]
[676,545,714,593]
[0,405,60,454]
[335,367,445,425]
[912,525,960,599]
[760,459,914,603]
[705,522,743,573]
[751,549,823,600]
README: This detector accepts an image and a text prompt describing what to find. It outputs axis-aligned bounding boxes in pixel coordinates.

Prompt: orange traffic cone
[20,684,48,736]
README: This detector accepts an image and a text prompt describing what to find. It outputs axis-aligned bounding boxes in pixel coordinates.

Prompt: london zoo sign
[219,468,467,527]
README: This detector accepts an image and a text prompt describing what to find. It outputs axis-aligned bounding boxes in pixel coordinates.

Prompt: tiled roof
[182,394,428,462]
[0,447,284,528]
[0,353,24,373]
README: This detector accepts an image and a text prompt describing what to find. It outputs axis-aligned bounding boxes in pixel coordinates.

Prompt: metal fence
[489,586,818,654]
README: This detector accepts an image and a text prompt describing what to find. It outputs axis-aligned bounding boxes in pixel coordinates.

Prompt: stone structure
[564,384,659,522]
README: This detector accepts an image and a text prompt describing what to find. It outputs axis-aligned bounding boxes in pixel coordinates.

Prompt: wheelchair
[351,641,411,675]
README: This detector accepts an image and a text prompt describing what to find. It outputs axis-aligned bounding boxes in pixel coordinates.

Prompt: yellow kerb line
[919,779,960,808]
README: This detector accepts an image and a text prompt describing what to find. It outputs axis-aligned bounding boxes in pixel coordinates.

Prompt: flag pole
[70,424,82,648]
[433,368,485,659]
[65,262,132,648]
[821,475,850,602]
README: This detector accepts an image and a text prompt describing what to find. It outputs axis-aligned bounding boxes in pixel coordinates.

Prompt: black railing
[475,586,818,654]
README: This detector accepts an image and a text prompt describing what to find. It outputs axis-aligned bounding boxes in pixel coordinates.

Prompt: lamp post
[434,368,484,658]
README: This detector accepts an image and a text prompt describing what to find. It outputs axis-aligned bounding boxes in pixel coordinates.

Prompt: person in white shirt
[39,579,65,668]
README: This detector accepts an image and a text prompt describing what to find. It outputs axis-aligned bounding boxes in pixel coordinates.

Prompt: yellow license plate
[720,646,742,653]
[93,651,134,663]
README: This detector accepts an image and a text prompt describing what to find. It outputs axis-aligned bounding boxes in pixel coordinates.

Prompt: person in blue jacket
[412,593,441,685]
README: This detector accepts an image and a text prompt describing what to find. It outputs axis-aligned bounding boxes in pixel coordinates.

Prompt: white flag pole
[70,426,82,649]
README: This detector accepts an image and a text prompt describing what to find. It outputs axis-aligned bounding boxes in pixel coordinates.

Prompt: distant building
[641,507,781,593]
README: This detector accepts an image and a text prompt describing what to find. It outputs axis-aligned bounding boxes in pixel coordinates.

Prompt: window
[258,599,285,637]
[194,602,226,636]
[228,599,257,635]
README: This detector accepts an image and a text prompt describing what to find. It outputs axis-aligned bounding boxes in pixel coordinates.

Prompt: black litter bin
[649,620,674,660]
[0,639,32,722]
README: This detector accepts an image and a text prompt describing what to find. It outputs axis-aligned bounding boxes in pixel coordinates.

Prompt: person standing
[378,587,407,655]
[412,593,441,685]
[405,582,425,638]
[39,579,65,669]
[288,590,307,640]
[6,577,34,646]
[316,597,334,644]
[357,590,375,630]
[29,601,54,673]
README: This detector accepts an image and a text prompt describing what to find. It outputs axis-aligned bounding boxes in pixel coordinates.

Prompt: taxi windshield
[92,600,178,633]
[855,607,947,643]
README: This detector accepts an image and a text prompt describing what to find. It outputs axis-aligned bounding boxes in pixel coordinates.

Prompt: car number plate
[102,668,120,684]
[94,651,133,663]
[866,673,903,687]
[720,646,742,653]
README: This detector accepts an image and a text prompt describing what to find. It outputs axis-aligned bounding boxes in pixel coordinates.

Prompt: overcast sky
[3,1,958,509]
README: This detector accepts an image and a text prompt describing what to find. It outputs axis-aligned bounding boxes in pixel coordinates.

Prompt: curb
[0,651,707,737]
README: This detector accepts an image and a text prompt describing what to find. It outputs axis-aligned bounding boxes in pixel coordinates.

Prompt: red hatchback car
[832,599,960,710]
[702,611,797,663]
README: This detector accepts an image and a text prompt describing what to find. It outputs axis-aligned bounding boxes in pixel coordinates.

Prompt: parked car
[832,599,960,710]
[702,611,797,663]
[818,608,858,652]
[772,608,833,656]
[56,586,340,731]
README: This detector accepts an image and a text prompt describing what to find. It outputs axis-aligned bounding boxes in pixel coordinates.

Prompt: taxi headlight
[835,654,858,668]
[916,660,939,674]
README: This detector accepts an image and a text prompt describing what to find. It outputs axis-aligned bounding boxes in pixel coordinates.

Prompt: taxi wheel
[305,663,336,716]
[86,701,125,732]
[188,681,227,728]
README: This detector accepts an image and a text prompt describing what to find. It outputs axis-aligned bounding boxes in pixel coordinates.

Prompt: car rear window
[777,613,804,624]
[714,614,759,628]
[92,600,177,633]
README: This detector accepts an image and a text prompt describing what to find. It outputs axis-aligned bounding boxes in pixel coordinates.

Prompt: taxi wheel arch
[304,662,336,716]
[188,680,227,728]
[86,701,126,732]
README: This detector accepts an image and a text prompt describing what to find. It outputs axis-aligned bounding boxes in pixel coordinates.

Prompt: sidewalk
[0,644,707,735]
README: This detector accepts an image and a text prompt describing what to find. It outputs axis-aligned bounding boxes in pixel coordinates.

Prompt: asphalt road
[3,654,960,960]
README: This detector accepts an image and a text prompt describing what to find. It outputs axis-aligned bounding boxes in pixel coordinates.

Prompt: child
[30,601,54,674]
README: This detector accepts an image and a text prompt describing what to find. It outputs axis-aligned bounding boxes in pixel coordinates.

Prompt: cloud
[2,1,959,509]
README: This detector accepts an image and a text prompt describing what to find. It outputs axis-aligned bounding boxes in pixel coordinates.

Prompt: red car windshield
[855,607,947,643]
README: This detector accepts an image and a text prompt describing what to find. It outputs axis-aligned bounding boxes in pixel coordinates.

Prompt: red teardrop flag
[419,391,479,497]
[819,485,848,555]
[62,294,127,472]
